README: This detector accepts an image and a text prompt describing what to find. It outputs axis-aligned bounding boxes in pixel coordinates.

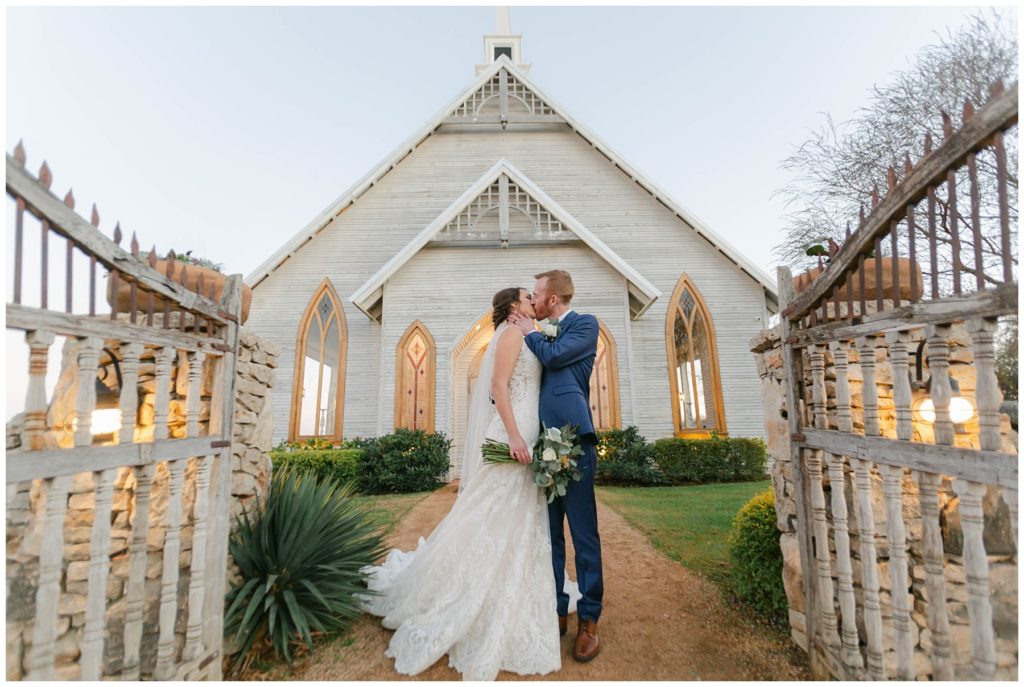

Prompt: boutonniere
[542,318,561,341]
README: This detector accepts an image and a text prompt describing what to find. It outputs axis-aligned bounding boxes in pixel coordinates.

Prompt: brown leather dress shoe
[558,615,568,636]
[573,619,600,662]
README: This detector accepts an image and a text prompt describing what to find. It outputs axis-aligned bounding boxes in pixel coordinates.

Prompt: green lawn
[596,480,772,586]
[353,491,433,533]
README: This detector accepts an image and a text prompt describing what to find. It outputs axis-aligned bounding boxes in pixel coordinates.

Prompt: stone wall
[750,324,1017,680]
[5,328,278,680]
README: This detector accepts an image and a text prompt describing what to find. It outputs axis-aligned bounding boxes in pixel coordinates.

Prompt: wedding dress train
[361,327,580,680]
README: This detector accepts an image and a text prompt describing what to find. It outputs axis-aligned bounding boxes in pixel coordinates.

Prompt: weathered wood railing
[779,83,1018,680]
[6,146,241,680]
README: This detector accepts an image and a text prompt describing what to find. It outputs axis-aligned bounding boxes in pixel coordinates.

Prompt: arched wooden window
[666,275,727,436]
[395,321,436,432]
[589,320,621,431]
[290,279,347,441]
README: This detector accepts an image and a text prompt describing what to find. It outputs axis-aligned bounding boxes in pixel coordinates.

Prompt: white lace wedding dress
[361,330,580,681]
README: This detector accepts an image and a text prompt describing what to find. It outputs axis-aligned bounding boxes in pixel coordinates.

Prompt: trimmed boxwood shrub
[356,429,453,495]
[652,435,767,484]
[595,426,666,486]
[728,490,787,624]
[268,448,362,487]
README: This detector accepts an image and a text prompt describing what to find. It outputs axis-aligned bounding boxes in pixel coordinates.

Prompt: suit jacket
[523,310,599,439]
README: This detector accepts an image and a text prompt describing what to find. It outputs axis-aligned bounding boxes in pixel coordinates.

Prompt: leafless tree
[774,10,1018,296]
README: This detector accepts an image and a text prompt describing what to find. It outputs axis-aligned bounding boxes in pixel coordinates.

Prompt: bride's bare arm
[490,328,531,463]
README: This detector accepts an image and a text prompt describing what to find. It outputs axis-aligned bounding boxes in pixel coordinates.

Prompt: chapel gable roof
[247,56,778,309]
[350,159,662,322]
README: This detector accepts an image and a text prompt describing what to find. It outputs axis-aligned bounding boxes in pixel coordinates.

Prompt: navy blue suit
[524,310,604,622]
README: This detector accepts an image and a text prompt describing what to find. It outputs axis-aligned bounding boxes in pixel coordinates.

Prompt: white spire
[477,6,530,75]
[495,7,511,33]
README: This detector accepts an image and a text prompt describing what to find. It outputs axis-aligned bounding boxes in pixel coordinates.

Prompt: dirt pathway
[275,484,808,681]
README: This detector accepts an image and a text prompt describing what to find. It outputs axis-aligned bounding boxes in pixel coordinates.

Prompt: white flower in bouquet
[545,426,562,443]
[542,447,558,463]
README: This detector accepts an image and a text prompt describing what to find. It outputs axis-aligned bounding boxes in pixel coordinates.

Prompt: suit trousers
[548,435,603,622]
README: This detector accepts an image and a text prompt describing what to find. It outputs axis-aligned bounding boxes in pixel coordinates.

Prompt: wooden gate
[778,82,1017,679]
[6,147,242,679]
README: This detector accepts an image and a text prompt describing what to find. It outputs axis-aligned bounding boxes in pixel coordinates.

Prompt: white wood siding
[246,124,769,445]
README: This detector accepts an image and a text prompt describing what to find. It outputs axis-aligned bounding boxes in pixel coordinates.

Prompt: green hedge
[595,426,667,486]
[268,449,362,487]
[728,490,787,623]
[356,429,453,495]
[652,435,767,484]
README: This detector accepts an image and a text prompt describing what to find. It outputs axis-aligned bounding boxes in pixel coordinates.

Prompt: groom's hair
[535,270,574,304]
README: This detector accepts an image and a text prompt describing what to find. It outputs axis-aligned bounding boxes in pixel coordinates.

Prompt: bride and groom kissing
[362,269,604,680]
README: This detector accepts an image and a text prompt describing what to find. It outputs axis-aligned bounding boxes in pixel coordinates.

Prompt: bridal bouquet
[481,423,584,503]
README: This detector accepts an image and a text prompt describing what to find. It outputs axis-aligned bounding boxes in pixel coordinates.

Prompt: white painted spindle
[856,336,879,437]
[825,452,862,672]
[926,324,954,446]
[118,342,143,444]
[915,470,953,680]
[80,467,116,680]
[154,458,186,679]
[852,458,886,678]
[951,478,997,679]
[183,453,211,660]
[887,330,913,441]
[121,462,155,680]
[154,347,175,440]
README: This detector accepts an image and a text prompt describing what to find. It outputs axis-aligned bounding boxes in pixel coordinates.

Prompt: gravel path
[274,483,809,681]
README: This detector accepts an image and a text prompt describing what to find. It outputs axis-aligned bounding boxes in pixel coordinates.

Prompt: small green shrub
[728,490,787,624]
[225,466,387,673]
[356,429,453,495]
[653,435,767,484]
[595,426,666,486]
[269,449,363,487]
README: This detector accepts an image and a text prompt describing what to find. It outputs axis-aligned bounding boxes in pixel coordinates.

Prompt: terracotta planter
[107,259,252,324]
[793,257,923,305]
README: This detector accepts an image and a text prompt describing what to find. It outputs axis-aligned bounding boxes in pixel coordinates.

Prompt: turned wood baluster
[915,470,954,679]
[856,336,880,437]
[154,457,187,679]
[887,331,913,441]
[852,458,886,678]
[183,350,210,659]
[806,449,841,653]
[926,325,955,446]
[23,330,55,450]
[830,340,852,434]
[119,342,143,444]
[951,478,996,679]
[880,463,915,679]
[74,336,102,445]
[826,453,863,672]
[154,347,175,440]
[121,461,155,680]
[183,453,212,660]
[80,466,116,680]
[24,473,72,680]
[809,344,827,430]
[968,317,1002,452]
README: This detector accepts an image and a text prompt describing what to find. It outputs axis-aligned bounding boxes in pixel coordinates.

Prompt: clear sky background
[3,4,1015,420]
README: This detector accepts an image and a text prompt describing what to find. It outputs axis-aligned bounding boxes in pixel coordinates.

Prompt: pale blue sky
[7,5,1007,280]
[3,5,1014,419]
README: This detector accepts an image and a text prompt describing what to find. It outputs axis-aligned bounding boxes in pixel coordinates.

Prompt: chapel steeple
[476,7,530,75]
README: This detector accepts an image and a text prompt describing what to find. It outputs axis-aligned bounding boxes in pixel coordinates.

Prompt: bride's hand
[507,313,533,336]
[508,434,532,464]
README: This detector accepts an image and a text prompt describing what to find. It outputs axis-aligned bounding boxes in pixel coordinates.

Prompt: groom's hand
[508,313,534,337]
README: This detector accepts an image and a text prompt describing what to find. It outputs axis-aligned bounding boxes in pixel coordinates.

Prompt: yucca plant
[225,466,388,673]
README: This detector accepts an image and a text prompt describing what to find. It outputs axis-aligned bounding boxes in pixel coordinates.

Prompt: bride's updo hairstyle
[491,287,524,329]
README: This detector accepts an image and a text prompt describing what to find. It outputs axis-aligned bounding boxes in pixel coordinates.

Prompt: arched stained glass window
[589,320,621,431]
[666,275,727,436]
[395,321,436,432]
[290,279,347,441]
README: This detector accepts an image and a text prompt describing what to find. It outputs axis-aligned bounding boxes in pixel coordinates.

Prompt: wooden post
[777,267,822,677]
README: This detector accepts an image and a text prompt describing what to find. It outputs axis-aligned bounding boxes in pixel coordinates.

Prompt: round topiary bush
[356,429,453,494]
[727,489,787,624]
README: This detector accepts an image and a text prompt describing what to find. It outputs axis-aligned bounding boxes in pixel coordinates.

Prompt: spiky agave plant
[225,466,387,672]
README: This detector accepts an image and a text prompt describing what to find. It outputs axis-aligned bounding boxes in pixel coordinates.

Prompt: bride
[361,286,580,681]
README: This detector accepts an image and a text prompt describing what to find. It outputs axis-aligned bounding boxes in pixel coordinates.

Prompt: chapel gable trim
[349,159,662,322]
[445,59,563,125]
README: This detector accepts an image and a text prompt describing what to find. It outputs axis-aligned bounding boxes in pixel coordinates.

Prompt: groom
[509,269,604,663]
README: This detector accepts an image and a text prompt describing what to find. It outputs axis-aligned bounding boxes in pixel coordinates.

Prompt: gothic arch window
[666,275,727,437]
[290,279,347,441]
[589,320,621,431]
[395,321,436,432]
